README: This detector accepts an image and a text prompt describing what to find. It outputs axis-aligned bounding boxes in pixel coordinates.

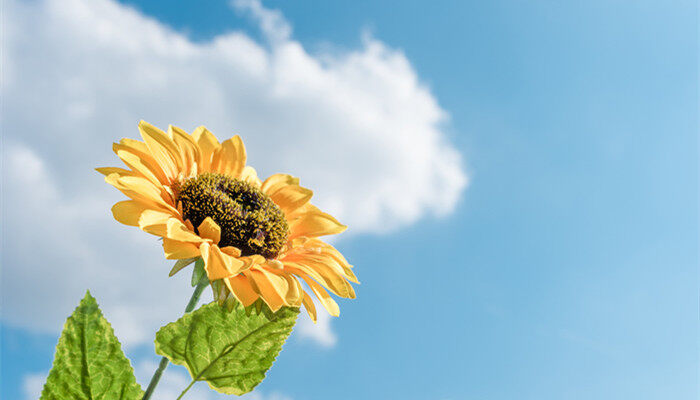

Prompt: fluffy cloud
[295,304,337,347]
[1,0,466,346]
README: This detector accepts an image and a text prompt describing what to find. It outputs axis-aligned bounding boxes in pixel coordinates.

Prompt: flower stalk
[142,275,209,400]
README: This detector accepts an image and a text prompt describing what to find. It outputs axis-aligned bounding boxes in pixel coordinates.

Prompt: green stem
[141,277,208,400]
[185,280,208,313]
[141,357,169,400]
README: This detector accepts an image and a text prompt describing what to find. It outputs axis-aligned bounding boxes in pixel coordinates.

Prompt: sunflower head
[99,121,358,322]
[177,172,288,258]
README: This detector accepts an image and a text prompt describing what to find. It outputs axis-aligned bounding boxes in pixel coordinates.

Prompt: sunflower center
[177,172,289,258]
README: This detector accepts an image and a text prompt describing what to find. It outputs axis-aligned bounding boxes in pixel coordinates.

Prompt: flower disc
[177,172,289,258]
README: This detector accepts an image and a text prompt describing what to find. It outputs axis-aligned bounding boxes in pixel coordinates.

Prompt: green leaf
[40,291,143,400]
[155,302,299,395]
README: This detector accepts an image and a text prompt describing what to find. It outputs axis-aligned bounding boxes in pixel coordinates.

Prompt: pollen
[177,173,289,258]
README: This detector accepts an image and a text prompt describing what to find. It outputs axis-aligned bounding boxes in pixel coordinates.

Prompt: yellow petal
[119,137,150,154]
[197,217,221,244]
[200,242,224,280]
[261,173,299,195]
[301,291,318,322]
[284,202,316,222]
[298,274,340,317]
[114,141,168,184]
[169,125,201,176]
[199,241,212,266]
[138,209,171,236]
[220,246,242,257]
[105,174,177,214]
[111,200,151,226]
[163,239,201,259]
[284,274,303,306]
[284,238,360,283]
[221,254,248,276]
[241,254,266,267]
[263,265,304,306]
[305,256,355,297]
[191,126,219,171]
[337,262,359,284]
[270,184,313,215]
[240,166,261,187]
[138,121,181,179]
[116,149,161,185]
[311,240,359,283]
[304,245,359,283]
[224,275,259,307]
[289,211,347,239]
[212,135,246,178]
[96,167,135,177]
[201,243,248,280]
[288,244,358,285]
[244,268,287,312]
[284,261,354,299]
[166,218,204,243]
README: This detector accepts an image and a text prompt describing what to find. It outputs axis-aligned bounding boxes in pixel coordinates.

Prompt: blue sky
[2,0,697,399]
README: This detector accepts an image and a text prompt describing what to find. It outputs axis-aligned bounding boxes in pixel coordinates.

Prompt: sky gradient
[2,0,698,399]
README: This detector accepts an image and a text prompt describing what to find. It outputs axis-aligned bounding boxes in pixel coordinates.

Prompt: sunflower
[98,121,358,321]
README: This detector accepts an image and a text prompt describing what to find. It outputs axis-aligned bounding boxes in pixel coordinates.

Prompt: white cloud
[295,306,337,347]
[1,145,197,344]
[1,0,466,347]
[232,0,291,43]
[22,372,46,400]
